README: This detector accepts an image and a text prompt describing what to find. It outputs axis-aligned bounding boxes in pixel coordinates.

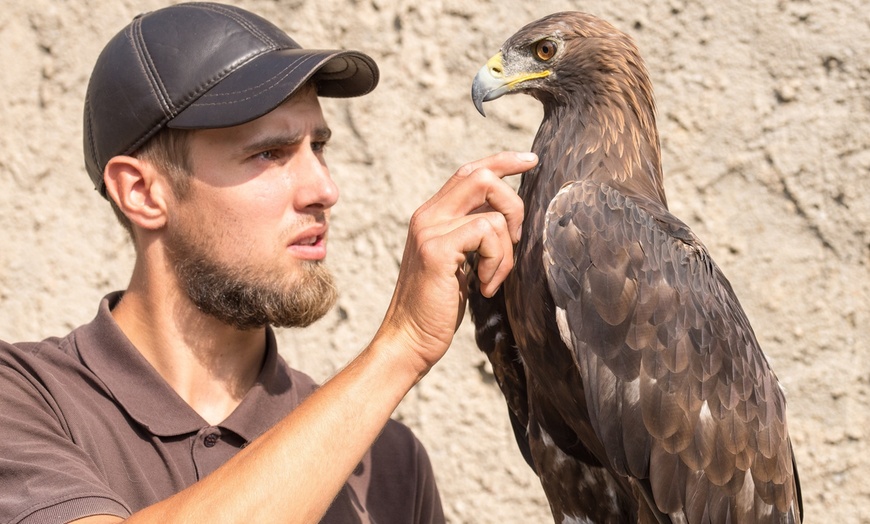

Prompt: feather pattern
[468,11,801,523]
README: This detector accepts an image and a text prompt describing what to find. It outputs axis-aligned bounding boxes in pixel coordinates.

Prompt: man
[0,3,536,524]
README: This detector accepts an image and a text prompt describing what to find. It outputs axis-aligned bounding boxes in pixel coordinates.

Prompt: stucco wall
[1,0,868,522]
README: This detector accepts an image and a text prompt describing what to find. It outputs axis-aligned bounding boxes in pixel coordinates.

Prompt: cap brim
[168,48,378,129]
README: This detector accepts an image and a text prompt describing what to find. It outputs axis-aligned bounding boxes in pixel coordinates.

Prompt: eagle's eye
[533,39,557,61]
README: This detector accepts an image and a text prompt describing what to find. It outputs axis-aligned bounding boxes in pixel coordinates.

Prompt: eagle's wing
[543,180,802,522]
[466,253,535,470]
[468,253,644,523]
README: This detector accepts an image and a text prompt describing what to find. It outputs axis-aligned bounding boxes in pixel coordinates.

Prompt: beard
[165,223,338,331]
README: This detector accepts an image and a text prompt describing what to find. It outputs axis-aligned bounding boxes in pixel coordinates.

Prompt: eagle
[468,12,802,523]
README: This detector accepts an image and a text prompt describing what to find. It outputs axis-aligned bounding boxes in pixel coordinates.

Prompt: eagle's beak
[472,53,508,117]
[471,52,551,117]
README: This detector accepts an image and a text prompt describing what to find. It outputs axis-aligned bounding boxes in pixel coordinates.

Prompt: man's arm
[70,151,536,524]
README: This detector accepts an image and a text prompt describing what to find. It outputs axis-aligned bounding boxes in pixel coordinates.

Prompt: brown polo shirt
[0,293,444,524]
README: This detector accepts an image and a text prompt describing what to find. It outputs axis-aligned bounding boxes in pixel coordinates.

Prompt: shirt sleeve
[0,348,131,524]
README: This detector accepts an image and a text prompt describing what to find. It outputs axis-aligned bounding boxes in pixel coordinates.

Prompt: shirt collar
[74,292,300,440]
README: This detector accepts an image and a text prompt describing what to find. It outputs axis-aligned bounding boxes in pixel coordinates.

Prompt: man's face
[164,88,339,330]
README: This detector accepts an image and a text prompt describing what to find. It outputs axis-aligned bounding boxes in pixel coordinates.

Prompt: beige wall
[1,0,868,522]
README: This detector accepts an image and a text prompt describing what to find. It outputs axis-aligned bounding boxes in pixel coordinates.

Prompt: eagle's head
[472,12,652,118]
[471,12,665,206]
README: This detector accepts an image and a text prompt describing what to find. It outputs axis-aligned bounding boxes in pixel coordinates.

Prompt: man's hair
[109,128,193,238]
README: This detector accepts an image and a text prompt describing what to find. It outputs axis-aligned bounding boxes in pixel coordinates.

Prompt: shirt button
[204,433,220,448]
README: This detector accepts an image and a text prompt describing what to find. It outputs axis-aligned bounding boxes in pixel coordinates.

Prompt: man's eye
[311,141,328,153]
[257,150,279,160]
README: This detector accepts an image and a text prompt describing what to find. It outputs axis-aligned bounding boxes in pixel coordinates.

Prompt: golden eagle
[468,12,802,523]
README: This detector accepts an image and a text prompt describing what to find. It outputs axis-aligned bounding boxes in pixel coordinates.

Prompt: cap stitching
[164,47,267,114]
[195,3,278,48]
[130,19,173,117]
[191,55,321,107]
[198,54,308,99]
[124,116,172,157]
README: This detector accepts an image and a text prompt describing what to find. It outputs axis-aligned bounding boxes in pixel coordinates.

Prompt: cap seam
[129,19,173,117]
[199,54,308,99]
[192,54,320,107]
[122,117,171,157]
[170,47,269,111]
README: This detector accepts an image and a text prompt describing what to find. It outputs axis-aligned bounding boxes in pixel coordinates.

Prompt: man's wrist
[368,320,438,389]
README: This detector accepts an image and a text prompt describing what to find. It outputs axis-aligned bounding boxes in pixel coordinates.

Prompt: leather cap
[83,2,379,196]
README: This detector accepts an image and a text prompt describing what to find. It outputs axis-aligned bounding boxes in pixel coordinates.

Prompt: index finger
[420,151,537,213]
[452,151,538,184]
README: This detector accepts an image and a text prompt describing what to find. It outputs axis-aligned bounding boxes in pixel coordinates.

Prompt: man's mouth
[288,226,328,260]
[294,235,321,246]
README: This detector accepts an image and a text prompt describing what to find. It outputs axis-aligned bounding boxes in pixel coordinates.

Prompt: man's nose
[293,151,339,211]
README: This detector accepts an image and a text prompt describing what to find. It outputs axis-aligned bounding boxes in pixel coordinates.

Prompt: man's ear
[103,156,171,231]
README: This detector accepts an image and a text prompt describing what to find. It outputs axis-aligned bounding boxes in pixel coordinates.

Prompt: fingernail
[515,225,522,241]
[516,152,537,162]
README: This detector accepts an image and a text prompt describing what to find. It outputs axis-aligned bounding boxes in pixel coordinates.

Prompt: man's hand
[376,151,537,377]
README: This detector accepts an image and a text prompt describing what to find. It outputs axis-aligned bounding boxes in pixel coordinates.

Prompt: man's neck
[111,265,267,426]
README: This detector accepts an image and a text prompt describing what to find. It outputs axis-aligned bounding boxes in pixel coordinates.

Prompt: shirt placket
[192,426,226,480]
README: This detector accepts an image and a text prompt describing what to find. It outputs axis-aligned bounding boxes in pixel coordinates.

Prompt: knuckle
[468,168,498,186]
[417,235,440,260]
[472,215,496,235]
[409,207,432,232]
[501,255,515,272]
[471,214,508,242]
[484,212,509,232]
[410,209,423,227]
[455,163,475,178]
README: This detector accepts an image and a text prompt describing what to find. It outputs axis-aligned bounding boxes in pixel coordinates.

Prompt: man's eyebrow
[240,126,332,155]
[312,126,332,142]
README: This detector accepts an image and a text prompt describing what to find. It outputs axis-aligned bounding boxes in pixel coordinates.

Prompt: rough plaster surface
[0,0,867,522]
